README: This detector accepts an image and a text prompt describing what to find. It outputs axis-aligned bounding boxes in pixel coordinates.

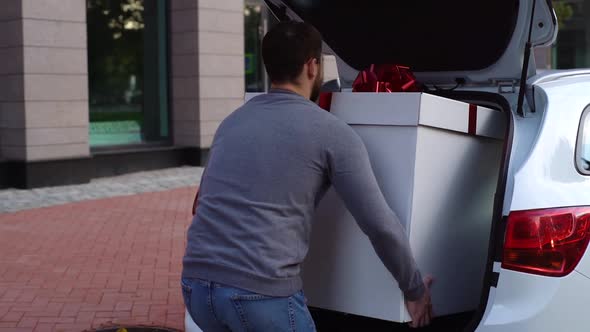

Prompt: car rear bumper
[476,269,590,331]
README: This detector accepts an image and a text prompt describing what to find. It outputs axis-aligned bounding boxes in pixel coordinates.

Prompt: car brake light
[502,207,590,277]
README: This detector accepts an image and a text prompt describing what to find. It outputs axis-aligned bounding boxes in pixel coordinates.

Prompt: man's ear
[306,58,319,80]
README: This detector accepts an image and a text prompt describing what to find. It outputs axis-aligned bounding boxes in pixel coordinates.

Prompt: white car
[187,0,590,331]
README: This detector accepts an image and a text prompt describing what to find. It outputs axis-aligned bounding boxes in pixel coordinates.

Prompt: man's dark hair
[262,21,323,84]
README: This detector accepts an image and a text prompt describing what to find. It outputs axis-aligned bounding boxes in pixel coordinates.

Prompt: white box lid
[330,92,505,140]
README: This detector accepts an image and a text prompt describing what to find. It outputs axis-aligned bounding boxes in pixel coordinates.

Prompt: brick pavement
[0,187,198,332]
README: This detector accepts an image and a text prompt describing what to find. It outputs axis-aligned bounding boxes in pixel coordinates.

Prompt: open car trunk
[300,91,511,331]
[261,0,557,330]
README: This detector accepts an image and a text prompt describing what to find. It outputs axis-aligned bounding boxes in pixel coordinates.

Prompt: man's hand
[405,276,434,328]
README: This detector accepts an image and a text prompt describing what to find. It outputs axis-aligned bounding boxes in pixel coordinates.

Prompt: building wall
[170,0,200,148]
[2,0,244,163]
[171,0,245,150]
[0,1,25,161]
[0,0,89,162]
[197,0,245,148]
[534,47,552,70]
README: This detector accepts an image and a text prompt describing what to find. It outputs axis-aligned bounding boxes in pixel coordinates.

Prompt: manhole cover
[92,327,180,332]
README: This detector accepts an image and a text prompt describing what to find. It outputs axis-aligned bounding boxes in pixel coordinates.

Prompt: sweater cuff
[403,281,425,302]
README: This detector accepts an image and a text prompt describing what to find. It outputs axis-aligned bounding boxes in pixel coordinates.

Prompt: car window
[577,106,590,175]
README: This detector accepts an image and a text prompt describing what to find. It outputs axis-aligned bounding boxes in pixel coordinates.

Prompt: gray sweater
[182,89,425,301]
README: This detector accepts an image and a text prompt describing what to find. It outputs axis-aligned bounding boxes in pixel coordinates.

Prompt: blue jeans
[181,278,317,332]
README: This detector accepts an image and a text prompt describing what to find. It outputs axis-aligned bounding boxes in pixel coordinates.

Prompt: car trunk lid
[264,0,558,88]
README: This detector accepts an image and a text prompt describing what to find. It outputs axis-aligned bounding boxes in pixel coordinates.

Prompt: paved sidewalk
[0,186,197,332]
[0,167,203,214]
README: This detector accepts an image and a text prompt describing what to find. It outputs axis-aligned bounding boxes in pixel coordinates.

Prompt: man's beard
[310,74,323,102]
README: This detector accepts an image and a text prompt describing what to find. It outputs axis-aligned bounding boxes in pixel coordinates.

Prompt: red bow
[352,64,421,93]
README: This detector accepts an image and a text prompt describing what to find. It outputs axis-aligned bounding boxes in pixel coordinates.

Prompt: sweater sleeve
[324,121,425,301]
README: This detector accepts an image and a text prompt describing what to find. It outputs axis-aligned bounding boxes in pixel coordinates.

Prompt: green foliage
[87,0,145,104]
[553,0,574,28]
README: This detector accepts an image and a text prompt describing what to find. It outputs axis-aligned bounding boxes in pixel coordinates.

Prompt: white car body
[186,0,590,330]
[476,72,590,332]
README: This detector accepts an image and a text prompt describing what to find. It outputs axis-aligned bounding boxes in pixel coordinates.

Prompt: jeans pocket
[292,291,316,331]
[231,292,303,332]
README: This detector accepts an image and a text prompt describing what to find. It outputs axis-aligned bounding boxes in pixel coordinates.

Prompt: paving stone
[0,187,195,330]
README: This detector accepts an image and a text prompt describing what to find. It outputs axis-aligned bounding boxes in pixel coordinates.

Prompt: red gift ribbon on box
[318,92,333,111]
[352,64,421,93]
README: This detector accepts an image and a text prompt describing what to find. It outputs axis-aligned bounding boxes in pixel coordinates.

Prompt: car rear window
[577,106,590,175]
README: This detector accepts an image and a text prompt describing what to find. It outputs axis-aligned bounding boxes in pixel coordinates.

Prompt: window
[244,0,278,92]
[577,106,590,175]
[87,0,169,147]
[551,0,590,69]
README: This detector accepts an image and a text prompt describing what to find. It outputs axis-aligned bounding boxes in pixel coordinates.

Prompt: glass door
[87,0,170,147]
[245,0,278,92]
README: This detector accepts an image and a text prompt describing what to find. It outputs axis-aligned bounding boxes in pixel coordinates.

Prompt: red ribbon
[318,92,333,111]
[468,104,477,136]
[352,64,421,93]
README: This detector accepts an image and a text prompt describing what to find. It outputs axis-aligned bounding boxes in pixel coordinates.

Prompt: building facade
[0,0,247,188]
[0,0,587,188]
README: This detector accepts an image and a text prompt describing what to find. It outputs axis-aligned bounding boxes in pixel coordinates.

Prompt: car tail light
[502,207,590,277]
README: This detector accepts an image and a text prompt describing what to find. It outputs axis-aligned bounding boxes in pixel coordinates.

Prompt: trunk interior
[307,90,513,332]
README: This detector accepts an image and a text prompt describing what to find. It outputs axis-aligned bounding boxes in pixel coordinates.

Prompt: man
[182,21,433,331]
